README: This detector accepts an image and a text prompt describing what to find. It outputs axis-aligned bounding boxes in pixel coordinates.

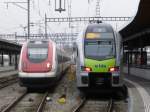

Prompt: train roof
[76,23,115,45]
[21,39,55,48]
[26,39,54,44]
[86,23,114,33]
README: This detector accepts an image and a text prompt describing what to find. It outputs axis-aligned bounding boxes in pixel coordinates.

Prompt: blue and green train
[75,22,127,94]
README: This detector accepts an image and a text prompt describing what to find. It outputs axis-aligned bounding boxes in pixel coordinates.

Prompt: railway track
[1,66,73,112]
[1,91,49,112]
[36,92,49,112]
[107,99,113,112]
[0,75,18,89]
[1,91,27,112]
[72,97,114,112]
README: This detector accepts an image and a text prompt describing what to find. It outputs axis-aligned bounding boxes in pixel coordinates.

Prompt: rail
[0,75,18,89]
[1,91,27,112]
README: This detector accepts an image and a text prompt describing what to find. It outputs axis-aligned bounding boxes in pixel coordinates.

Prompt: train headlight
[109,66,119,72]
[85,67,92,72]
[109,67,120,77]
[46,63,51,68]
[81,66,92,72]
[109,67,115,72]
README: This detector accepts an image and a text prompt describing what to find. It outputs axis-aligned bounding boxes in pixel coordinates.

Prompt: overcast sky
[0,0,140,34]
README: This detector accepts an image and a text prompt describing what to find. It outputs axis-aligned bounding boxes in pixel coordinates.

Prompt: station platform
[0,66,18,78]
[124,73,150,112]
[0,66,15,72]
[124,66,150,80]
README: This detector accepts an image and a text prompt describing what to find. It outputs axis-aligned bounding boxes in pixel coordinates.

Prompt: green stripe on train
[85,58,116,72]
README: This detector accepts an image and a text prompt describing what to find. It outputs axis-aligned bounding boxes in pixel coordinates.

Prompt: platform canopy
[0,38,21,54]
[120,0,150,49]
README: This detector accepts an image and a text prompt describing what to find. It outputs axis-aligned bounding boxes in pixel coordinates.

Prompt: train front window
[28,48,48,62]
[85,40,115,60]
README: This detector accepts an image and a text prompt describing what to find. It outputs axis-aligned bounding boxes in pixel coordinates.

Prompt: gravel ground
[44,66,82,112]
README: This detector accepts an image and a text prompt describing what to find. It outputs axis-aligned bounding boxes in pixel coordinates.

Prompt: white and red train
[18,40,70,88]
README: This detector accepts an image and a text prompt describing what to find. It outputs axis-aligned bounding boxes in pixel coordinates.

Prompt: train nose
[22,61,52,73]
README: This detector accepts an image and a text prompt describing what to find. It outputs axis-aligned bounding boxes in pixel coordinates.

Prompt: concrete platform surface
[124,66,150,80]
[0,70,18,78]
[125,74,150,112]
[0,66,15,72]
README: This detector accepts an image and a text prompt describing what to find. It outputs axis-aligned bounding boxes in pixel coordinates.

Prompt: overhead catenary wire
[28,0,54,34]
